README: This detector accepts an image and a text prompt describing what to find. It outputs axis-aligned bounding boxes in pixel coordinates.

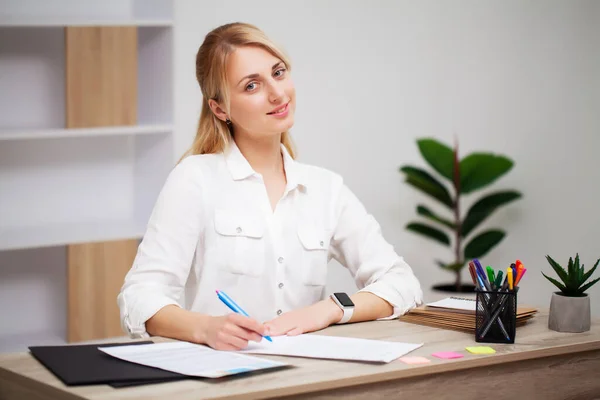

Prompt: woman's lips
[267,102,289,116]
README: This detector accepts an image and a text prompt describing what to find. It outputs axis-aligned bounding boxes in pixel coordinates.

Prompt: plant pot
[432,283,476,294]
[548,292,591,333]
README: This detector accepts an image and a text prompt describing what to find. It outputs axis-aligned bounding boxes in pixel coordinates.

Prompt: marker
[473,259,491,291]
[507,268,514,290]
[486,266,496,288]
[468,263,477,285]
[515,267,527,287]
[494,270,504,289]
[216,290,272,342]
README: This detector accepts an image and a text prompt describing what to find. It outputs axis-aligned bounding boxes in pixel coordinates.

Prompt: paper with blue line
[99,341,287,379]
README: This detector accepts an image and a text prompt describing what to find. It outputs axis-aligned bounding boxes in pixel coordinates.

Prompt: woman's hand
[264,298,343,336]
[200,314,266,351]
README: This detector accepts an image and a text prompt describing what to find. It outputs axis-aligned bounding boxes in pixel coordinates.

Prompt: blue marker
[473,259,491,290]
[216,290,272,342]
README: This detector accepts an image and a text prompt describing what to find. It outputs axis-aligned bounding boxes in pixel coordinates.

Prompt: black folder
[29,341,189,387]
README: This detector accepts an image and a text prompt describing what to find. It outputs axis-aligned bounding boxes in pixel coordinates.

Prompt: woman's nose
[268,81,286,103]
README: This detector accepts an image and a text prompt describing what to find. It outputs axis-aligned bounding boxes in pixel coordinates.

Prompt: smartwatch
[330,292,355,324]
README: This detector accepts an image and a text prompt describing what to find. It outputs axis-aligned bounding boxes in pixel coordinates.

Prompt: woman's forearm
[145,305,211,344]
[348,292,393,322]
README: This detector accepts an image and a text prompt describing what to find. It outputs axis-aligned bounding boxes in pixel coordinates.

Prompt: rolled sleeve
[330,183,423,319]
[117,158,205,337]
[358,259,424,320]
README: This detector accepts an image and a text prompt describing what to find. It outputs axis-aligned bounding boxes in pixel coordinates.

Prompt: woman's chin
[273,116,294,132]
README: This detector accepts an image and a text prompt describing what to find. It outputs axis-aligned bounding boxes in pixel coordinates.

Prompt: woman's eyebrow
[236,61,284,87]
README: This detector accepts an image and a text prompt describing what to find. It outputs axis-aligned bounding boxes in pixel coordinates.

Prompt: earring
[225,118,232,126]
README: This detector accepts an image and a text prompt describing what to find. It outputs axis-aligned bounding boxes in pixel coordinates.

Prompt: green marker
[486,266,495,289]
[494,270,504,289]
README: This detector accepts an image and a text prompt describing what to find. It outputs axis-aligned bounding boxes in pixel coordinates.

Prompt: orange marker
[515,267,527,286]
[515,260,525,286]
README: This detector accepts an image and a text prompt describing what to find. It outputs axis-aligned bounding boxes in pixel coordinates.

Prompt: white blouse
[118,142,423,338]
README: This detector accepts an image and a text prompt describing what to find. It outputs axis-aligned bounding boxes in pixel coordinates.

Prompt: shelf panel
[0,124,172,141]
[0,17,173,27]
[0,0,173,28]
[0,220,144,252]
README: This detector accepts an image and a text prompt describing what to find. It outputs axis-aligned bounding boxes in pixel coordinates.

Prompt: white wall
[174,0,600,313]
[0,0,598,353]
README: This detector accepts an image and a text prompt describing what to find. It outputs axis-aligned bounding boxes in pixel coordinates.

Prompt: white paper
[426,297,476,312]
[99,341,288,379]
[240,334,422,363]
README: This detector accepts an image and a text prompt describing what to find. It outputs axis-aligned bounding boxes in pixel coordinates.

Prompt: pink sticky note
[399,356,431,365]
[432,351,464,359]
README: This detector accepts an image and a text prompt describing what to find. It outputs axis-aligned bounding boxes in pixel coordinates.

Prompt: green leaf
[463,230,505,259]
[545,255,569,286]
[406,223,450,246]
[459,153,514,194]
[446,262,465,272]
[416,205,455,230]
[579,277,600,294]
[568,255,580,291]
[400,166,453,208]
[417,138,454,181]
[542,272,567,292]
[580,258,599,287]
[461,191,522,237]
[436,260,464,272]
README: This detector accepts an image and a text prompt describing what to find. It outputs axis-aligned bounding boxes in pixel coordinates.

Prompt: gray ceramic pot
[548,292,591,333]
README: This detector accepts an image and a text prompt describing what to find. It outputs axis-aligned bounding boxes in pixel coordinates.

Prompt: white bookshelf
[0,0,174,352]
[0,1,174,252]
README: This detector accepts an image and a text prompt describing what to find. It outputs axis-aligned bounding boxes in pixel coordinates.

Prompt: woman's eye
[245,82,257,91]
[274,68,286,78]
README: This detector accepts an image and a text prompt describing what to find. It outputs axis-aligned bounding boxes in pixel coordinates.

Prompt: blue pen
[216,290,272,342]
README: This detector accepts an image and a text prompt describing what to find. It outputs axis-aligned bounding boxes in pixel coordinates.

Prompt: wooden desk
[1,311,599,400]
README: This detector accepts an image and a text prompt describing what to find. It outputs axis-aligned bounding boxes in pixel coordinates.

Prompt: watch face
[334,292,354,307]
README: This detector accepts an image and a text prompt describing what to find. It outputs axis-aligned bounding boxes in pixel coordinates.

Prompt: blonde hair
[180,22,296,161]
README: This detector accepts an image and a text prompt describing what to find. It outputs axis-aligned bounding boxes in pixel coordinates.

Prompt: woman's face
[225,46,296,139]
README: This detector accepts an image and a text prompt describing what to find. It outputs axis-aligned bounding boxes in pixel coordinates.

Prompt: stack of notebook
[399,297,538,333]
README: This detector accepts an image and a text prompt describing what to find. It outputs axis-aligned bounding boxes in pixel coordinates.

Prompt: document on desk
[99,341,288,378]
[426,297,476,313]
[240,334,423,363]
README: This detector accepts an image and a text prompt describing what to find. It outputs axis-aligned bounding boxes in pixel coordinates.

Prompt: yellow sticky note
[465,346,496,355]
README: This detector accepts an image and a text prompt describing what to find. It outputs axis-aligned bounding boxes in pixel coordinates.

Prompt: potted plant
[399,138,522,292]
[543,254,599,333]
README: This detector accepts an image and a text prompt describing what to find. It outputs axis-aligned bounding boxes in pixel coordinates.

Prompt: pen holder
[475,289,517,344]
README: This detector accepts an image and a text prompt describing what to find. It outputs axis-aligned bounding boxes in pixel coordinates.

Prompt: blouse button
[278,282,284,289]
[319,241,324,247]
[278,256,284,264]
[236,227,242,234]
[277,309,282,315]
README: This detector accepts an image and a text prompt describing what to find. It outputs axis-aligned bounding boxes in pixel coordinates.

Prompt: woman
[118,22,423,351]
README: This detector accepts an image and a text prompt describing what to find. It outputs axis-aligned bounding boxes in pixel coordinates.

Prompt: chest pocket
[297,223,330,286]
[213,210,266,277]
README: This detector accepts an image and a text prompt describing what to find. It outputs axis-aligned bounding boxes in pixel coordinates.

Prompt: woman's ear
[208,99,228,122]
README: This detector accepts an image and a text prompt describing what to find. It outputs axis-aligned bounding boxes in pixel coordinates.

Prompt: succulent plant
[543,254,600,297]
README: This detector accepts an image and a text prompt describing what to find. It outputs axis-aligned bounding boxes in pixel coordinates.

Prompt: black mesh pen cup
[475,289,517,344]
